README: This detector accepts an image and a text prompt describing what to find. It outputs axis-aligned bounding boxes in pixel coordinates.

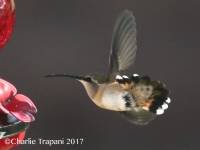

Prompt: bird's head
[45,73,108,99]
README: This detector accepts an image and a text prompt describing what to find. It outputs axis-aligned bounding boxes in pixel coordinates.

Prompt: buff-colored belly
[93,83,134,111]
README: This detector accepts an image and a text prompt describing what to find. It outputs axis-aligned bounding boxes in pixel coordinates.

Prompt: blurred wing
[118,109,156,126]
[109,9,137,83]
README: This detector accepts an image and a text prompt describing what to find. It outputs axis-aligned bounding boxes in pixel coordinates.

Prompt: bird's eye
[84,77,92,82]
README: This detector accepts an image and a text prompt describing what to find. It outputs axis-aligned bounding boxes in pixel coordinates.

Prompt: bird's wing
[108,9,137,83]
[118,109,156,126]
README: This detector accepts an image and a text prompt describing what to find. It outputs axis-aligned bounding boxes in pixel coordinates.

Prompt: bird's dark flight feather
[109,9,137,83]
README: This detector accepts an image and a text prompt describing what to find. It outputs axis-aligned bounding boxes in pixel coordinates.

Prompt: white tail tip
[162,103,168,110]
[156,108,164,115]
[166,97,171,103]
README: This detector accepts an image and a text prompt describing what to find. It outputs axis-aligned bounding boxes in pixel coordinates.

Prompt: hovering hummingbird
[46,9,171,125]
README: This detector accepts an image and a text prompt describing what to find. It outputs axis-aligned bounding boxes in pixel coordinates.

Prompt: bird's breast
[94,83,135,111]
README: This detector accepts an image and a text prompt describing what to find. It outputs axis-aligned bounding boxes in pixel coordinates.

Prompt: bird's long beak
[45,74,83,80]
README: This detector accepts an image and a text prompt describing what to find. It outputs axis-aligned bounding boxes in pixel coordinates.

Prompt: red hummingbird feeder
[0,0,15,50]
[0,114,29,149]
[0,1,37,149]
[0,78,37,149]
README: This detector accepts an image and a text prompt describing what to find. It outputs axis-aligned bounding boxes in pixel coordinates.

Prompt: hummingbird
[46,9,171,125]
